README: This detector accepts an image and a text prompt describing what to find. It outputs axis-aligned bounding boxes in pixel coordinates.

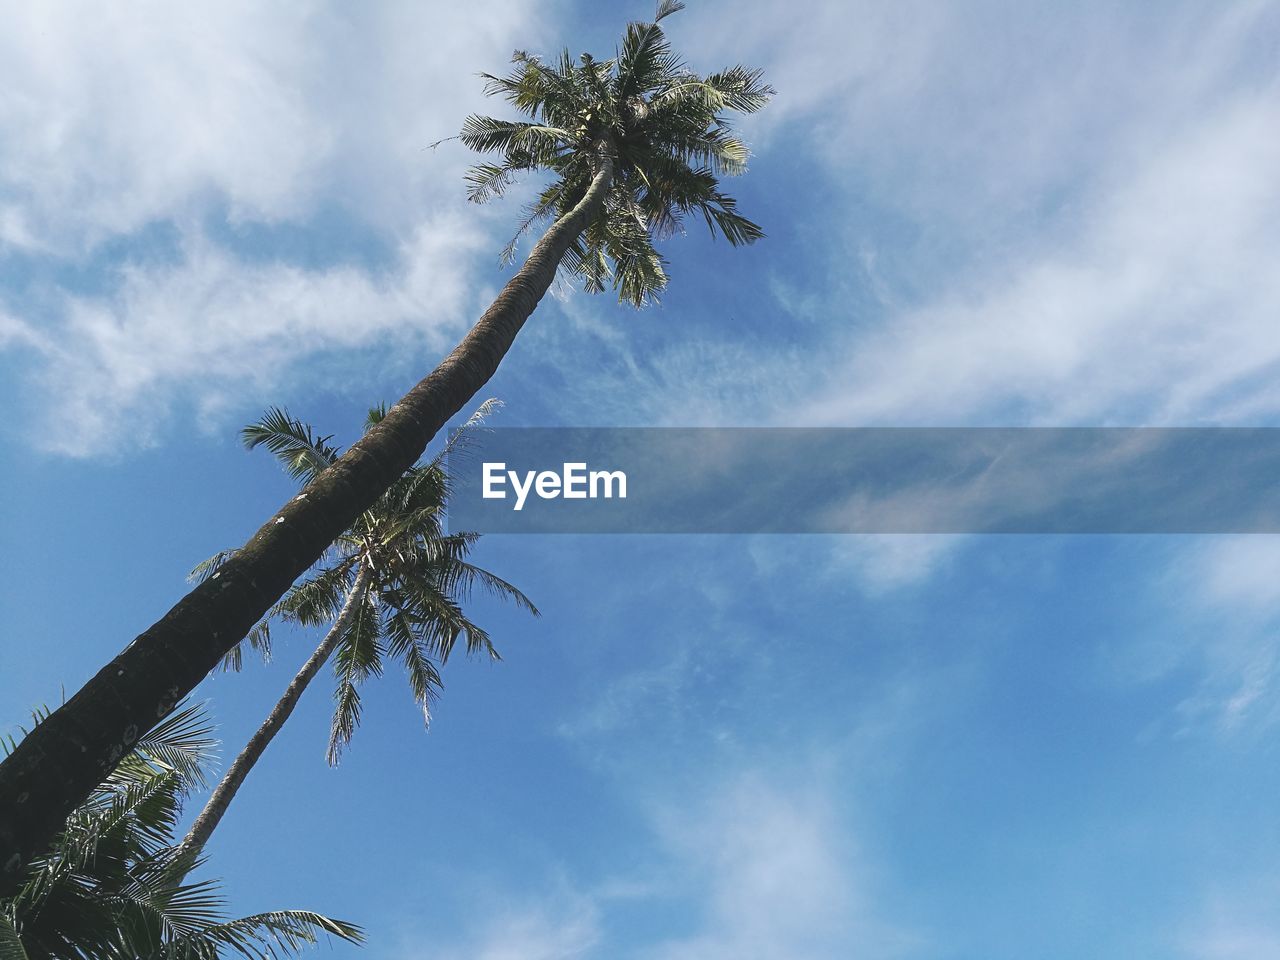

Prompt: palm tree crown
[461,0,774,305]
[198,402,536,765]
[0,704,361,960]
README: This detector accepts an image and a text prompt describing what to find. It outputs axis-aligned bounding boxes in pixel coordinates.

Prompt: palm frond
[135,702,218,790]
[242,408,341,485]
[327,592,383,765]
[2,701,360,960]
[697,189,766,246]
[277,562,355,627]
[464,161,522,204]
[383,609,443,728]
[187,550,237,586]
[0,915,29,960]
[432,398,504,471]
[701,64,775,114]
[615,7,683,105]
[219,619,272,673]
[438,556,540,618]
[326,681,362,768]
[364,402,389,431]
[655,0,686,21]
[459,115,571,157]
[480,49,590,122]
[164,909,363,959]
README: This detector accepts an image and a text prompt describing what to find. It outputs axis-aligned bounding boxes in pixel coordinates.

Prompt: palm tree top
[460,0,774,306]
[194,401,536,764]
[1,703,362,959]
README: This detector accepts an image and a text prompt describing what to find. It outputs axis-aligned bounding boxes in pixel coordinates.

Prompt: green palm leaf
[0,916,28,960]
[241,409,341,484]
[461,0,772,305]
[1,702,360,959]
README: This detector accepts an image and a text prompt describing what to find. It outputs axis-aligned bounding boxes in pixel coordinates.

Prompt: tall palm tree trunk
[176,565,373,865]
[0,155,616,894]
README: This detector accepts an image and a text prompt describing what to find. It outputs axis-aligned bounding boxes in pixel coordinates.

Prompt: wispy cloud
[543,1,1280,432]
[795,80,1280,427]
[1181,875,1280,960]
[1105,537,1280,736]
[804,536,961,594]
[1192,538,1280,617]
[11,1,1277,457]
[0,0,551,454]
[406,770,919,960]
[15,216,489,456]
[423,894,601,960]
[0,1,548,249]
[640,775,918,960]
[1169,538,1280,733]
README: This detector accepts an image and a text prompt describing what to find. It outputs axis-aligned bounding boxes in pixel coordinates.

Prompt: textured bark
[0,156,615,895]
[177,565,373,864]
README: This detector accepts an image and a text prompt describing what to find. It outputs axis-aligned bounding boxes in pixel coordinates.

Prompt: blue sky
[3,1,1280,957]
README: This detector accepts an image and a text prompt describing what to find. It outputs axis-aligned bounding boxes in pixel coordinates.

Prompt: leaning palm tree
[175,403,535,863]
[0,1,771,888]
[0,702,362,959]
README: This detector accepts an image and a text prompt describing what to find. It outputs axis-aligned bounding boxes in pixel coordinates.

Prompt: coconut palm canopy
[194,401,536,765]
[460,0,773,305]
[170,402,537,863]
[0,704,361,960]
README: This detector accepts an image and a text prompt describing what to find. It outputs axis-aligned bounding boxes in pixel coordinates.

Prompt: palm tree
[0,702,362,959]
[0,0,771,889]
[176,403,535,862]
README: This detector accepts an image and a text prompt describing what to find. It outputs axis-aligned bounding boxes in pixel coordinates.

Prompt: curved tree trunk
[0,155,616,894]
[176,564,373,865]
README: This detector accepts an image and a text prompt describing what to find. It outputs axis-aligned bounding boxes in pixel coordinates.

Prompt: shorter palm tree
[0,702,362,960]
[178,402,536,861]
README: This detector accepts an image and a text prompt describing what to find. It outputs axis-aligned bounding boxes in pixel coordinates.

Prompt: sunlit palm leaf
[2,702,360,959]
[241,408,341,484]
[462,0,771,305]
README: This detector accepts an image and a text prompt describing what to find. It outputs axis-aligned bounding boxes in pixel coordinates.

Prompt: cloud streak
[641,775,916,960]
[12,217,489,455]
[0,0,549,454]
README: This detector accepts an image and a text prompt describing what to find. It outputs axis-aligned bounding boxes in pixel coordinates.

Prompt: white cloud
[1109,538,1280,735]
[0,309,46,352]
[424,896,601,960]
[630,1,1280,431]
[12,1,1276,458]
[0,0,552,453]
[795,81,1280,427]
[689,1,1277,237]
[503,0,1280,454]
[741,532,961,594]
[1182,877,1280,960]
[20,215,489,456]
[555,641,698,743]
[409,772,917,960]
[1188,930,1280,960]
[0,3,327,249]
[642,776,916,960]
[1192,538,1280,616]
[1171,538,1280,732]
[817,536,960,594]
[0,0,547,249]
